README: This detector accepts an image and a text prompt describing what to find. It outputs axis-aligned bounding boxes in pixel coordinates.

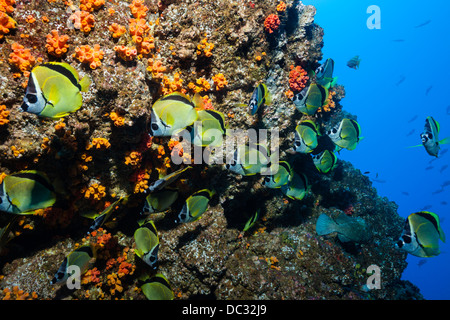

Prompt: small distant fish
[425,165,434,170]
[372,179,386,183]
[432,188,444,195]
[421,204,433,211]
[346,55,361,70]
[415,20,431,28]
[363,171,370,174]
[441,201,448,206]
[425,86,433,96]
[393,39,405,42]
[447,105,450,115]
[440,148,449,157]
[406,129,416,137]
[316,213,370,243]
[417,259,427,267]
[440,165,448,173]
[442,180,450,188]
[396,75,406,86]
[396,211,445,258]
[408,115,418,123]
[401,191,410,196]
[147,166,192,193]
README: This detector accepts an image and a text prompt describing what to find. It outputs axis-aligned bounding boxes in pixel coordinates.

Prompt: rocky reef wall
[0,0,422,299]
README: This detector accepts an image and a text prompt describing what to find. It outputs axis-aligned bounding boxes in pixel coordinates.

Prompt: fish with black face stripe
[148,92,199,137]
[327,118,362,151]
[175,189,215,223]
[0,170,56,214]
[21,62,91,119]
[134,220,160,268]
[396,211,445,257]
[414,117,450,157]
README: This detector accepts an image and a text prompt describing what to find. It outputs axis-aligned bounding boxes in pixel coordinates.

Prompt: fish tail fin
[265,91,273,106]
[79,75,92,92]
[439,137,450,145]
[316,214,337,236]
[406,144,423,149]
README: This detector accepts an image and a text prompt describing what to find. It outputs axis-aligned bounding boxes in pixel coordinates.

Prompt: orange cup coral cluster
[212,73,228,91]
[114,45,137,61]
[69,10,95,33]
[147,58,167,79]
[0,0,15,14]
[0,105,10,125]
[288,65,309,92]
[109,23,126,39]
[129,0,148,19]
[276,1,287,12]
[188,78,211,93]
[128,18,155,56]
[2,286,38,300]
[45,30,69,57]
[86,137,111,150]
[124,151,142,166]
[82,182,106,201]
[79,0,105,12]
[161,72,184,95]
[0,11,15,39]
[196,36,214,58]
[264,14,281,34]
[109,111,125,126]
[8,42,36,74]
[318,90,336,113]
[73,44,104,69]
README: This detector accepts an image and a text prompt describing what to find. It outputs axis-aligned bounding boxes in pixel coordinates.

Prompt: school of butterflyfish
[1,57,447,299]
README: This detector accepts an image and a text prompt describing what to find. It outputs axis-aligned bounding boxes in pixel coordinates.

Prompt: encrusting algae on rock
[0,0,423,301]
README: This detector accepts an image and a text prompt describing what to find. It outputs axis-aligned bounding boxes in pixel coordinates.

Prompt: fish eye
[225,164,230,169]
[332,128,337,134]
[264,177,270,182]
[151,123,159,131]
[428,133,433,139]
[295,140,301,146]
[396,240,403,248]
[26,94,37,104]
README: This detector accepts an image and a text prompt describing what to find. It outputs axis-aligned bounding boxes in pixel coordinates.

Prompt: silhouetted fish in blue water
[408,115,418,123]
[425,166,434,170]
[432,188,444,195]
[417,259,427,267]
[406,129,415,136]
[440,165,448,173]
[415,20,431,28]
[396,76,406,86]
[441,201,448,206]
[447,105,450,115]
[425,86,433,96]
[372,179,386,183]
[441,180,450,188]
[440,148,449,156]
[421,204,432,210]
[401,191,410,196]
[393,39,405,42]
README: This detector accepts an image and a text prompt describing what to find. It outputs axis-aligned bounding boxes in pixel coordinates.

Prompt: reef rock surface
[0,0,422,300]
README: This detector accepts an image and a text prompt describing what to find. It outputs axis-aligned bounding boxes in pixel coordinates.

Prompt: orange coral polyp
[147,58,167,79]
[288,65,309,92]
[264,14,281,34]
[0,105,10,125]
[114,45,137,61]
[212,73,228,91]
[0,0,15,14]
[45,30,69,57]
[129,0,148,19]
[8,42,36,73]
[79,0,105,12]
[109,23,126,38]
[0,11,15,39]
[70,10,95,33]
[73,44,104,69]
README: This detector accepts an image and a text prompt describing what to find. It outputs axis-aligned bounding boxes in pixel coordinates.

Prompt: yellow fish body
[21,62,91,119]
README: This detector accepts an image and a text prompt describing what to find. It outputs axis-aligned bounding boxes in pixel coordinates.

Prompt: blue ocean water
[301,0,450,299]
